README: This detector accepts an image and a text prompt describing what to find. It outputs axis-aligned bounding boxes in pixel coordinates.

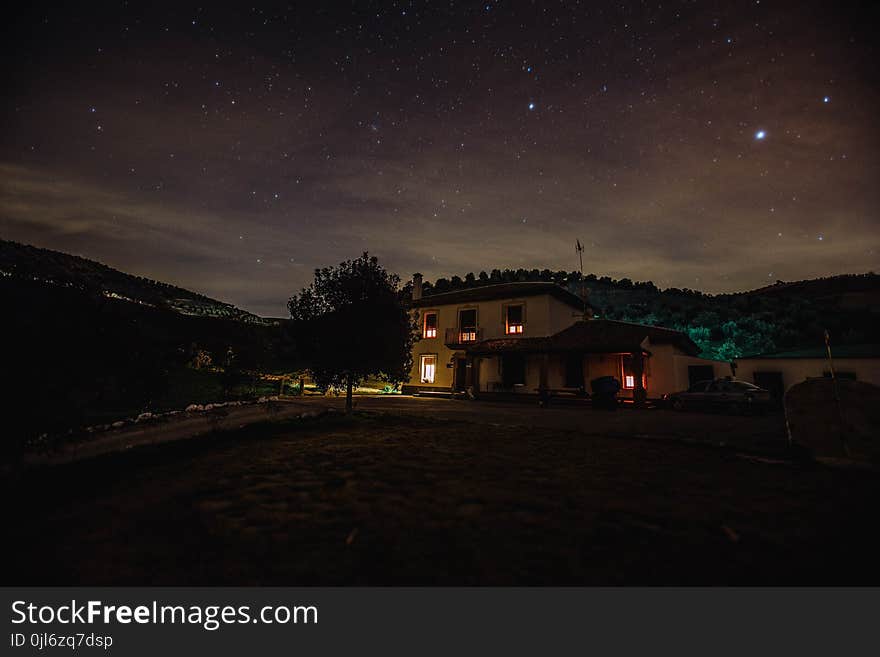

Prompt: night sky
[2,1,878,316]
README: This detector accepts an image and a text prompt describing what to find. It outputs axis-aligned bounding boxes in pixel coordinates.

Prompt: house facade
[405,276,728,400]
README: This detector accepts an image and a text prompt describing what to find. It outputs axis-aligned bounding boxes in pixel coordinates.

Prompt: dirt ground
[27,394,790,465]
[319,395,791,454]
[5,409,879,585]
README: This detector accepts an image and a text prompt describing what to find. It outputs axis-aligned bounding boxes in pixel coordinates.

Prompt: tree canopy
[288,253,417,411]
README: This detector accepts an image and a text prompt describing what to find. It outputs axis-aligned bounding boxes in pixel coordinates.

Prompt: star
[5,0,876,320]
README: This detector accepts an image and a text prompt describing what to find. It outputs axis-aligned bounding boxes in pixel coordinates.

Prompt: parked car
[663,378,773,414]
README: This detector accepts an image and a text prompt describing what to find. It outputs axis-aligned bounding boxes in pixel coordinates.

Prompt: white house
[405,276,728,400]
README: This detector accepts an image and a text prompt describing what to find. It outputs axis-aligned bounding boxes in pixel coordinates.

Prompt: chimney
[412,273,423,301]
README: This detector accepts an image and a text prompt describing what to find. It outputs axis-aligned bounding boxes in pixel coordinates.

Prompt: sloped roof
[739,343,880,360]
[411,281,588,311]
[467,319,700,356]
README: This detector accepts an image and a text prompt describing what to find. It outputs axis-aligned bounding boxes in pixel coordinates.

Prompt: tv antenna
[575,239,589,319]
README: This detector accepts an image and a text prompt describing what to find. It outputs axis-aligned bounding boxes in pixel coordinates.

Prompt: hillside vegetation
[0,239,269,323]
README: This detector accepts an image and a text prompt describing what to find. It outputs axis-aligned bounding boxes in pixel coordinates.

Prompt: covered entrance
[454,357,468,391]
[463,319,703,402]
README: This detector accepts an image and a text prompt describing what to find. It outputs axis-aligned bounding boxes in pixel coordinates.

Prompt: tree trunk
[345,373,353,414]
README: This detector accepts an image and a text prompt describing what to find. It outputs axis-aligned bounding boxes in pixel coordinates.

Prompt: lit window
[423,312,437,338]
[420,355,436,383]
[506,304,524,335]
[459,308,477,342]
[621,355,646,390]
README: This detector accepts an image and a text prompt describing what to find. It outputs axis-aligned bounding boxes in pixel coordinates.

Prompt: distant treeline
[410,269,880,362]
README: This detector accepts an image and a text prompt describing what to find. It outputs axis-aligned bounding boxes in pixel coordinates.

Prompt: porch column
[632,350,647,405]
[538,352,550,406]
[465,354,476,398]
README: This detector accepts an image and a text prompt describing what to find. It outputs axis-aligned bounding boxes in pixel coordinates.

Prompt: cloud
[1,1,878,316]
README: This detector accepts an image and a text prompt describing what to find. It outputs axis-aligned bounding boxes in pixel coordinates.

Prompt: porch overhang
[466,339,651,358]
[465,319,698,358]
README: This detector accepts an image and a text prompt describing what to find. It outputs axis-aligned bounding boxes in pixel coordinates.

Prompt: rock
[186,404,204,412]
[136,412,153,423]
[785,378,880,461]
[111,421,125,429]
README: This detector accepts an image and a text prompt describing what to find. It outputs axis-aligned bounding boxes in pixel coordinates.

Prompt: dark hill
[740,275,880,312]
[0,239,267,323]
[1,241,297,459]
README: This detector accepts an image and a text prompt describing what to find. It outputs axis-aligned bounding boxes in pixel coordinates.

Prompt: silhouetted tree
[287,253,417,413]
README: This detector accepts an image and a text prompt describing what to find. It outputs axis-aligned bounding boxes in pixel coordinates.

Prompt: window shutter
[507,304,523,324]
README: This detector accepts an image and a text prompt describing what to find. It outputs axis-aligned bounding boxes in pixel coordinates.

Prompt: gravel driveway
[7,409,875,585]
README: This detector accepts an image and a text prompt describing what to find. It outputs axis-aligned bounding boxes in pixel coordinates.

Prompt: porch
[458,319,703,402]
[467,351,649,402]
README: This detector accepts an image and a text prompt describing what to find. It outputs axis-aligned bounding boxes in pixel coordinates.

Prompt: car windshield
[707,380,763,393]
[688,381,711,392]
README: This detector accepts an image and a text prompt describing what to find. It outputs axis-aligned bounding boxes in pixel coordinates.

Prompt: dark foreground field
[5,411,880,585]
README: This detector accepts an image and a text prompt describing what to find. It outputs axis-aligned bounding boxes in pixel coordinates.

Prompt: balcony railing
[444,327,483,347]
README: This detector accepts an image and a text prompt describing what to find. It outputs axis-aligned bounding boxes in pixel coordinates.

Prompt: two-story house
[405,274,729,400]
